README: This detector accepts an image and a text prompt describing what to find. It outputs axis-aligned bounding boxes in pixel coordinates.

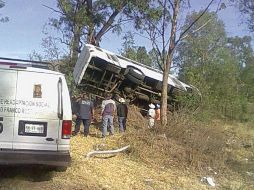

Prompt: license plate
[25,124,44,134]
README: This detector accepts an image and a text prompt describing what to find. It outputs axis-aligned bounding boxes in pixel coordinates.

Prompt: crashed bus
[73,44,200,110]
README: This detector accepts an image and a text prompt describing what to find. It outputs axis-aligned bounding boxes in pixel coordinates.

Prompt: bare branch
[192,19,212,33]
[102,18,134,36]
[56,37,70,46]
[175,0,215,45]
[168,0,174,9]
[42,4,65,16]
[215,0,223,13]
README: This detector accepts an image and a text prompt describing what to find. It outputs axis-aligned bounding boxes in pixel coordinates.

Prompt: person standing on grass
[74,93,94,137]
[117,98,128,133]
[71,94,81,135]
[155,104,161,121]
[147,103,156,128]
[101,93,116,138]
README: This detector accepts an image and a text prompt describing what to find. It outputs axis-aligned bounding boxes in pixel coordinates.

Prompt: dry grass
[123,111,227,172]
[120,107,254,189]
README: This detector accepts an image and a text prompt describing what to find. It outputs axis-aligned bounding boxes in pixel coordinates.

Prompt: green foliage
[120,32,152,66]
[177,11,254,122]
[57,55,79,95]
[227,36,254,68]
[241,63,254,102]
[123,0,179,70]
[148,48,163,70]
[238,0,254,32]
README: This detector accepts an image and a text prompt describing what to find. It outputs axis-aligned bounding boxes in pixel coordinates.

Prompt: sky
[0,0,57,59]
[0,0,252,60]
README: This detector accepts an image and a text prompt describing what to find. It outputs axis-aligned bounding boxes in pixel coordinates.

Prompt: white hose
[86,145,130,158]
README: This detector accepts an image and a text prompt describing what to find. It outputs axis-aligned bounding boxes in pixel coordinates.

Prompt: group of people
[100,93,128,138]
[71,92,160,138]
[147,103,160,128]
[71,92,128,138]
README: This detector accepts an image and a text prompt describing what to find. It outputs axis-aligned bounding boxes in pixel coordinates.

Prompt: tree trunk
[70,25,82,67]
[161,0,180,127]
[161,55,171,126]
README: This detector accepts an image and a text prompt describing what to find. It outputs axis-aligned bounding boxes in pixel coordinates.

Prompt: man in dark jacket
[73,93,94,136]
[117,98,128,133]
[71,95,80,135]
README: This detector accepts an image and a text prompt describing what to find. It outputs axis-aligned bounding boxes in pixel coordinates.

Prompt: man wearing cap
[101,93,116,138]
[147,103,156,128]
[117,97,128,133]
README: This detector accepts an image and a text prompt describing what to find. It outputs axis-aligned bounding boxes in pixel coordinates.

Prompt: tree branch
[192,19,212,33]
[168,0,174,9]
[42,4,65,16]
[175,0,215,45]
[95,2,127,45]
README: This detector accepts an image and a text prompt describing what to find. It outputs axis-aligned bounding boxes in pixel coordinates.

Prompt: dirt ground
[1,131,253,190]
[0,133,211,190]
[0,107,254,190]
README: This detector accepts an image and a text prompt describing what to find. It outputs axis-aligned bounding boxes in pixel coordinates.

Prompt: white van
[0,59,72,168]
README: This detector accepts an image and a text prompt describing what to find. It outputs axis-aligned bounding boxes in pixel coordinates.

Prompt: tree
[44,0,145,67]
[227,36,253,68]
[29,35,65,71]
[227,36,254,107]
[177,11,252,121]
[42,0,155,95]
[120,32,138,60]
[0,0,8,23]
[41,0,135,93]
[238,0,254,33]
[126,0,216,126]
[120,32,152,66]
[136,47,152,65]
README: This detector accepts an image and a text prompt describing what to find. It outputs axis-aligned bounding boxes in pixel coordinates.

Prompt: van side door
[13,71,60,151]
[0,69,17,149]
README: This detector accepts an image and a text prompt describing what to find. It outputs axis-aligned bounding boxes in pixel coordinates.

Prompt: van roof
[0,58,63,75]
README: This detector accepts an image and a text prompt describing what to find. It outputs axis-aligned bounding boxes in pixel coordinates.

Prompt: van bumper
[0,150,71,167]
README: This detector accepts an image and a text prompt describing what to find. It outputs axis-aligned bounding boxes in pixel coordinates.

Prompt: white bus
[74,44,199,110]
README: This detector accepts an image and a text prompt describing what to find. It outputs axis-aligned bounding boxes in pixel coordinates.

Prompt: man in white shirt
[101,93,116,138]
